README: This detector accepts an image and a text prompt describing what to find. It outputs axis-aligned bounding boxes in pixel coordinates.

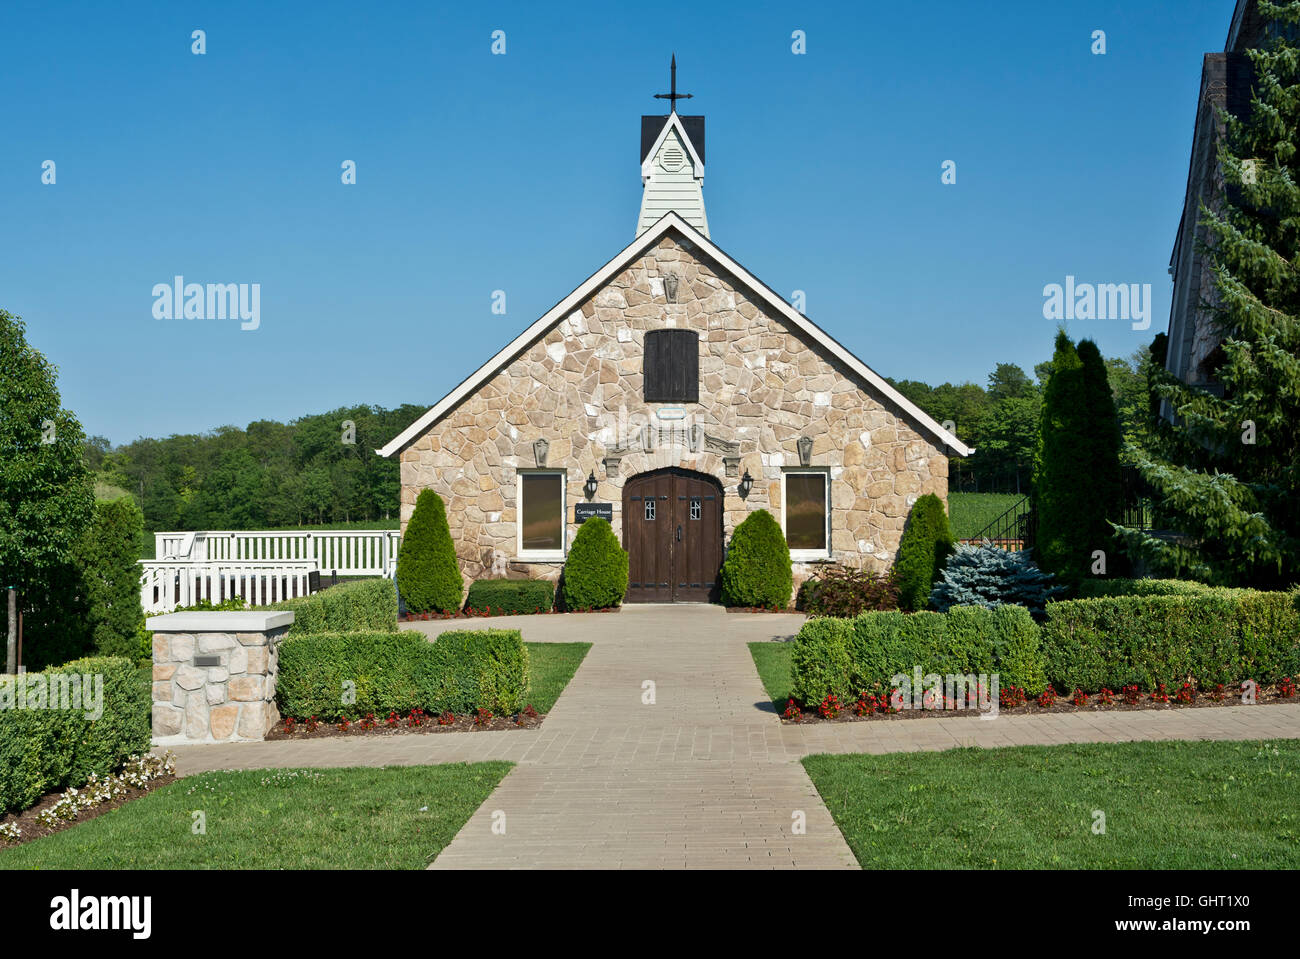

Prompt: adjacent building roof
[378,211,973,460]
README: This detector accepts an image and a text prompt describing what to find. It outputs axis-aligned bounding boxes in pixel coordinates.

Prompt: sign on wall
[575,503,614,523]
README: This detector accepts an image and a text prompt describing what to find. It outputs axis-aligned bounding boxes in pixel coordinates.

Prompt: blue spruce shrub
[930,541,1064,616]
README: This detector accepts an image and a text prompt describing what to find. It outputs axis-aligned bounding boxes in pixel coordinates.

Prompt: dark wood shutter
[643,330,699,403]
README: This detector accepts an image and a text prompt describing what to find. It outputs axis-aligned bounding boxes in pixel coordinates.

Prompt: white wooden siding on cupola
[637,116,708,238]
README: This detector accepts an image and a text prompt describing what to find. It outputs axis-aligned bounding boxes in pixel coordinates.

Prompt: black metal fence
[962,467,1156,551]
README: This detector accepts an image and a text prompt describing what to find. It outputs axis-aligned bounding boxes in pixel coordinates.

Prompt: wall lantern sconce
[584,471,599,500]
[738,470,753,499]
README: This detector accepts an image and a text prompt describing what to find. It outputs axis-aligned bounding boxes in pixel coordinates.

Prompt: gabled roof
[641,114,705,165]
[378,212,973,459]
[640,113,705,183]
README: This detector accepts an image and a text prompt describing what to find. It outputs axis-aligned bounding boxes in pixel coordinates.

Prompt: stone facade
[149,611,293,743]
[398,230,950,594]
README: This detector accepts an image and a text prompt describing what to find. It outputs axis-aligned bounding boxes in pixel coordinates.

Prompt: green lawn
[524,641,591,712]
[804,740,1300,869]
[947,492,1025,540]
[749,641,793,711]
[0,762,511,869]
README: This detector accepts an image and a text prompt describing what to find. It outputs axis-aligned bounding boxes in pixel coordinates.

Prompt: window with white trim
[782,469,830,560]
[517,471,566,559]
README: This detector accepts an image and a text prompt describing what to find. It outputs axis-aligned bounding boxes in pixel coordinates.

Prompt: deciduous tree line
[85,404,427,532]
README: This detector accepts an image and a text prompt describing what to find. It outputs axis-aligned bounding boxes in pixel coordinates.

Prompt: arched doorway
[622,467,724,603]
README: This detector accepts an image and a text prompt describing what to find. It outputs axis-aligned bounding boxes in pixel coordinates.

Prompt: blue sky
[1,0,1235,444]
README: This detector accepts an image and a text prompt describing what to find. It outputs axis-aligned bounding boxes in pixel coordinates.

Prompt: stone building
[380,73,970,602]
[1165,0,1272,392]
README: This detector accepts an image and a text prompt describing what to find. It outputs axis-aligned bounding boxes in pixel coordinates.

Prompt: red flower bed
[267,706,545,737]
[779,680,1300,724]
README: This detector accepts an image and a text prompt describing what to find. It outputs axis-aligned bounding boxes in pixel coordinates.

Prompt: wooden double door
[623,468,724,603]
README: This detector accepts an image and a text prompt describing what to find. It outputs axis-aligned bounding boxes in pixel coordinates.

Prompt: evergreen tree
[720,510,793,608]
[1077,338,1125,566]
[929,542,1064,616]
[894,494,955,610]
[75,497,147,660]
[1120,1,1300,585]
[396,490,463,612]
[1032,333,1124,589]
[1031,332,1088,586]
[561,517,628,610]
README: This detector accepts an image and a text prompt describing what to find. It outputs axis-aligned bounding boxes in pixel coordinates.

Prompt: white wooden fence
[154,530,401,577]
[139,561,318,615]
[142,529,402,614]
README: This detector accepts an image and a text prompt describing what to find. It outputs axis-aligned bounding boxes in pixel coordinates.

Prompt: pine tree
[1120,1,1300,586]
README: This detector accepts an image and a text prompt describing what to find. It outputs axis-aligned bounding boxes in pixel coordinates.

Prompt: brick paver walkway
[168,606,1300,869]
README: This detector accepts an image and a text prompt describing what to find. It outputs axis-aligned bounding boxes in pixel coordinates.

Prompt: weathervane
[654,54,692,113]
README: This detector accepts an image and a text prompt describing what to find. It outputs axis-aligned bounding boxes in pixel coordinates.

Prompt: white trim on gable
[377,212,974,459]
[640,113,704,183]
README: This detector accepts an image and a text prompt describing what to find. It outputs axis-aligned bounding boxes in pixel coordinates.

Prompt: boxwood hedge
[0,656,150,814]
[1075,578,1219,598]
[276,628,529,720]
[1040,590,1300,691]
[465,578,554,615]
[272,578,398,635]
[790,604,1045,705]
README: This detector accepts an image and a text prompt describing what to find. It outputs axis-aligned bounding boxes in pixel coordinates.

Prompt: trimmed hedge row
[791,605,1045,705]
[465,578,554,614]
[1041,591,1300,691]
[276,629,529,720]
[0,657,150,814]
[272,578,398,635]
[789,588,1300,706]
[1076,578,1221,598]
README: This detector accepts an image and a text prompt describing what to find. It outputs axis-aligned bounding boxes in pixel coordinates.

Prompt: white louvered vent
[660,146,685,171]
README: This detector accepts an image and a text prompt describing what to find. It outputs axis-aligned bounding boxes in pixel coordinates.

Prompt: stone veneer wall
[399,232,949,592]
[149,611,293,743]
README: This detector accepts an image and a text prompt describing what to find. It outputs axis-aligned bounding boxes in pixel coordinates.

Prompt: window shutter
[644,330,699,403]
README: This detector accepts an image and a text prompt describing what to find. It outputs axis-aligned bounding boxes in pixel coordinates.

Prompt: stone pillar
[148,611,294,744]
